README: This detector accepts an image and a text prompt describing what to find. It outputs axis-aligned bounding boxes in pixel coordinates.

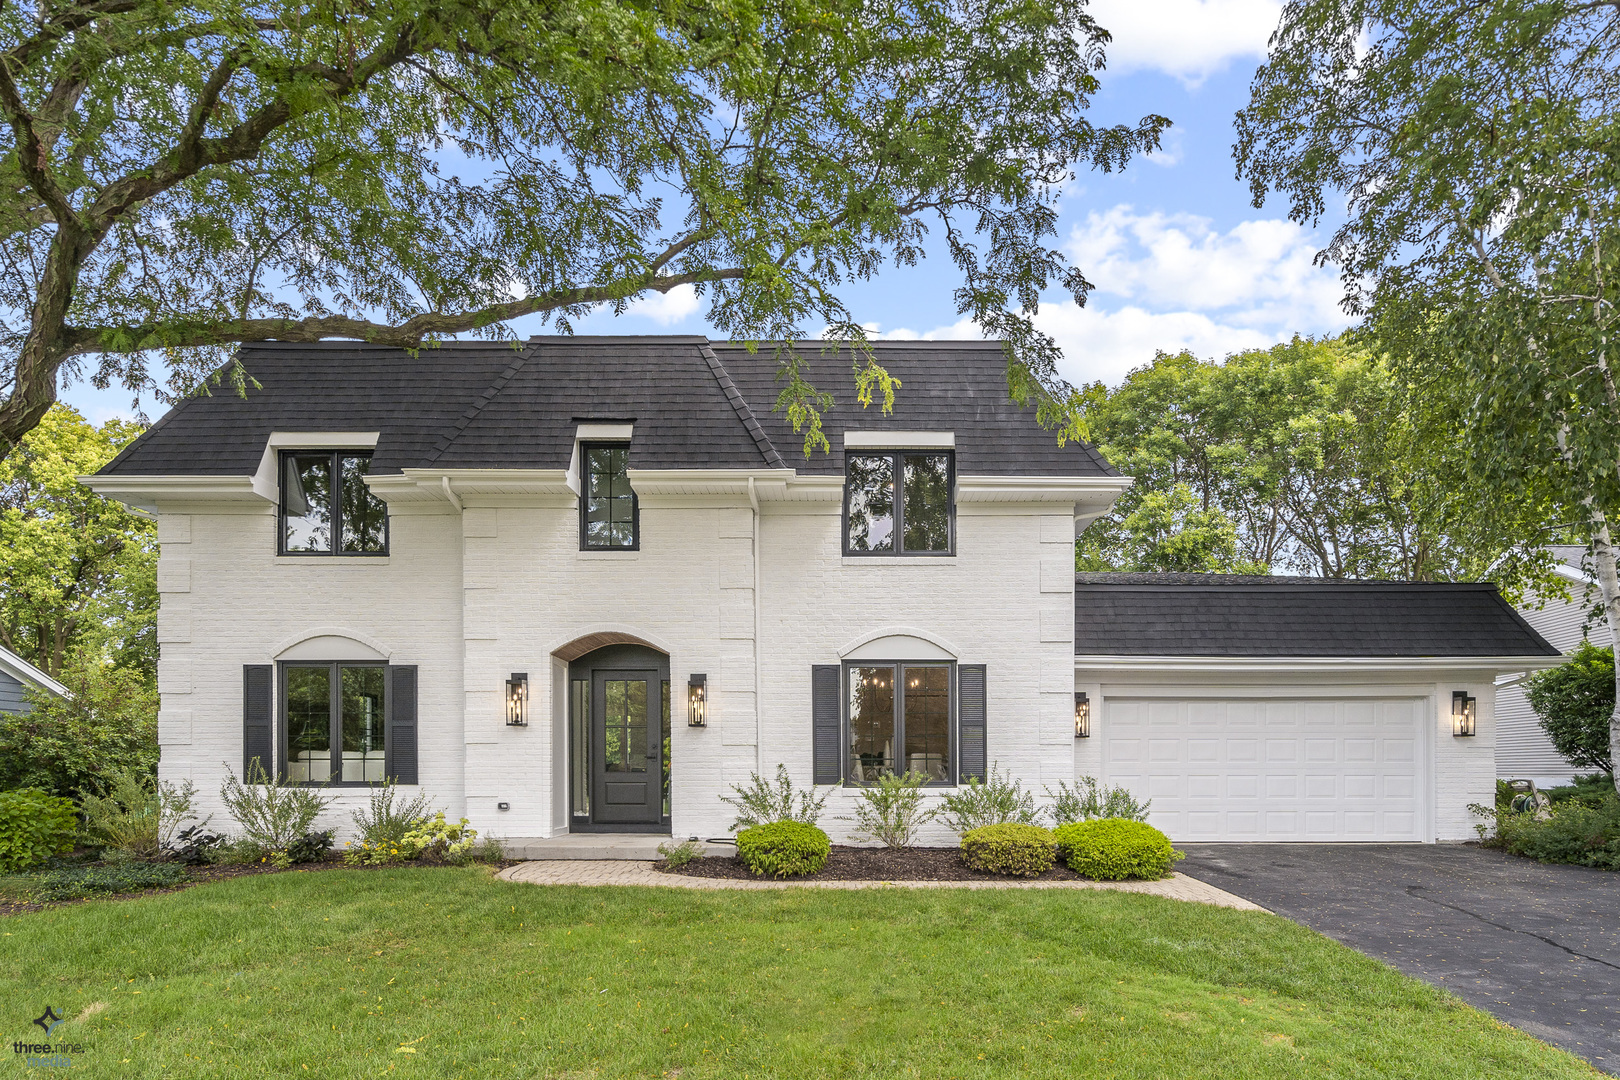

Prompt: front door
[590,669,664,824]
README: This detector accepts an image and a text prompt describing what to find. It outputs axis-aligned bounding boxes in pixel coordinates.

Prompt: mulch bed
[658,846,1087,882]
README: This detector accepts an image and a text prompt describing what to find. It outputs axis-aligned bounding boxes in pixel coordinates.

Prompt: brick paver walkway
[498,860,1265,910]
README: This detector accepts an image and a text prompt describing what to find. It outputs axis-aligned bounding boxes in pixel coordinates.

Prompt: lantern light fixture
[1451,690,1476,737]
[505,672,529,727]
[688,673,708,727]
[1074,691,1091,739]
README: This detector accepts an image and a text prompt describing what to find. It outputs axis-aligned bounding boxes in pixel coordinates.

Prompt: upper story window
[581,443,638,550]
[844,451,954,556]
[280,451,389,555]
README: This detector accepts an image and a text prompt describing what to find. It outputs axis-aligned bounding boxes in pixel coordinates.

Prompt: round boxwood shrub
[0,787,78,872]
[736,821,830,878]
[959,823,1056,877]
[1055,819,1183,881]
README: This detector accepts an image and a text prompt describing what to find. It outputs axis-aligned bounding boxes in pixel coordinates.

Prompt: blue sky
[63,0,1352,425]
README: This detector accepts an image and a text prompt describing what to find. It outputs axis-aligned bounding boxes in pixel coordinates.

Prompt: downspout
[749,476,762,774]
[441,476,463,512]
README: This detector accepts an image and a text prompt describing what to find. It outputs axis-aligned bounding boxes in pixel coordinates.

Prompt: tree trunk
[1586,511,1620,795]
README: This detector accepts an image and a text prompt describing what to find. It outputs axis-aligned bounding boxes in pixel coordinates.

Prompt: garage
[1103,696,1426,842]
[1073,573,1566,842]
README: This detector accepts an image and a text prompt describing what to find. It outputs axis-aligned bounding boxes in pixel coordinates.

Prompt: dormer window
[844,451,954,556]
[280,451,389,555]
[581,443,638,550]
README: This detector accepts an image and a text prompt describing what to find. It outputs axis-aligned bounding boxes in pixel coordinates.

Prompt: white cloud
[626,283,701,325]
[1035,303,1275,387]
[1067,204,1349,329]
[1088,0,1282,86]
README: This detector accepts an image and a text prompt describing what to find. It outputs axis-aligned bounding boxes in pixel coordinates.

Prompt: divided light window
[844,451,954,556]
[283,662,387,784]
[581,443,638,550]
[280,451,389,555]
[846,662,953,785]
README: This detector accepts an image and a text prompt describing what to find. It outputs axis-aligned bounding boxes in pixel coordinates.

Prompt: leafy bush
[0,661,158,800]
[656,838,706,869]
[165,825,225,866]
[350,779,436,847]
[401,812,480,864]
[721,764,830,831]
[1045,777,1151,826]
[1524,642,1615,774]
[847,770,936,847]
[79,765,204,860]
[736,821,830,878]
[219,761,331,863]
[1472,795,1620,870]
[286,830,334,865]
[959,823,1055,877]
[1544,772,1617,808]
[1056,819,1183,881]
[29,861,188,902]
[0,787,78,871]
[939,764,1038,835]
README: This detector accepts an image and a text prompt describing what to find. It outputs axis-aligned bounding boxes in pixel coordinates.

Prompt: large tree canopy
[1235,0,1618,788]
[0,0,1166,453]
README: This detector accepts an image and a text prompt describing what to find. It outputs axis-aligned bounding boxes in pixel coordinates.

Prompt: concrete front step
[502,834,731,861]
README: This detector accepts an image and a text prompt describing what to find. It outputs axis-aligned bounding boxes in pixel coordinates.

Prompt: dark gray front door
[590,669,663,823]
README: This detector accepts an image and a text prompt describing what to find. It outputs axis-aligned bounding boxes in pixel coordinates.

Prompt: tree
[1235,0,1620,790]
[1076,336,1556,588]
[0,663,158,796]
[1524,642,1615,776]
[0,404,155,677]
[0,0,1167,455]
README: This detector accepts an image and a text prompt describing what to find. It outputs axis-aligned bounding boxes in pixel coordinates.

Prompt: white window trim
[843,430,954,449]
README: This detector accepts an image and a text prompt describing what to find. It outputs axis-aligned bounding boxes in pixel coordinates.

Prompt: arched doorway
[565,642,671,832]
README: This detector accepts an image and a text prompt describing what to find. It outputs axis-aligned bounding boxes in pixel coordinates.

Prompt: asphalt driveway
[1178,844,1620,1074]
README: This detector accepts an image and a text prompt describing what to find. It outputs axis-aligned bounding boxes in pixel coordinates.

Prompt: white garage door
[1104,697,1426,842]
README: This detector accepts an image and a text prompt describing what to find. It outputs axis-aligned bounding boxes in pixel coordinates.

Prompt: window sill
[840,555,955,567]
[275,555,390,564]
[577,549,641,561]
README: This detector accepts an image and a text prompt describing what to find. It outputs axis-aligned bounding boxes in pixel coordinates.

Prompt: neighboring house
[0,643,71,715]
[83,338,1561,845]
[1497,545,1597,787]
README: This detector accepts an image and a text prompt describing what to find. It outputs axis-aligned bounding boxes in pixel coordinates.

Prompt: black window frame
[276,659,391,787]
[841,449,955,557]
[277,449,390,557]
[841,660,957,787]
[578,441,640,551]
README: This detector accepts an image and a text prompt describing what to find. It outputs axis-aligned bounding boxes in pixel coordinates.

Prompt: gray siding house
[0,645,69,715]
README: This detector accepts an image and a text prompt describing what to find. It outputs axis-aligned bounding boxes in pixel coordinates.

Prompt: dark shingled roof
[99,337,1114,478]
[1075,574,1561,658]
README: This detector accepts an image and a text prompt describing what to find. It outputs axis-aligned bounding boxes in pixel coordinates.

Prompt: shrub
[1524,642,1615,774]
[165,825,225,866]
[402,812,480,864]
[939,764,1038,835]
[286,830,334,865]
[847,770,936,847]
[219,761,331,863]
[1045,777,1151,826]
[79,766,204,860]
[0,787,78,871]
[656,838,706,869]
[29,861,188,902]
[1056,819,1183,881]
[0,661,158,800]
[736,821,830,878]
[350,779,436,847]
[1544,772,1617,808]
[471,835,506,864]
[721,765,830,831]
[1472,794,1620,870]
[959,823,1056,877]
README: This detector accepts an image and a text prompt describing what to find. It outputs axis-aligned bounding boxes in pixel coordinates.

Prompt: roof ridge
[699,343,787,469]
[423,343,530,465]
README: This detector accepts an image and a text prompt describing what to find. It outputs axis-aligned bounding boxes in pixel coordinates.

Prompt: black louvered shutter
[957,664,987,783]
[242,665,273,781]
[389,665,419,784]
[811,665,841,785]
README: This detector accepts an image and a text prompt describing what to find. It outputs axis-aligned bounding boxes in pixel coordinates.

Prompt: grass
[0,867,1599,1078]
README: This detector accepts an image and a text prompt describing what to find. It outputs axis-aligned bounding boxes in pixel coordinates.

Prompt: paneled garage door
[1104,697,1426,842]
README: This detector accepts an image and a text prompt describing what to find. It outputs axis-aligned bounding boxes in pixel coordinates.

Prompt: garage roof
[1075,574,1562,658]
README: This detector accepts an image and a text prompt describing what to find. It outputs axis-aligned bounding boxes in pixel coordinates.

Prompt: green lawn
[0,867,1598,1078]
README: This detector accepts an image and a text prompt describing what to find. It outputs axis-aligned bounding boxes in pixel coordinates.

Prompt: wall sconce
[506,672,529,727]
[688,673,707,727]
[1451,691,1476,737]
[1074,691,1091,739]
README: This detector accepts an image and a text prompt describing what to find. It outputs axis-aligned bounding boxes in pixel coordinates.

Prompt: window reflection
[845,455,895,551]
[286,666,332,782]
[584,445,637,548]
[903,454,951,552]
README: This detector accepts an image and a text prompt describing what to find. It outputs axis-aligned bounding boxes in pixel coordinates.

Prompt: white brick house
[84,337,1561,844]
